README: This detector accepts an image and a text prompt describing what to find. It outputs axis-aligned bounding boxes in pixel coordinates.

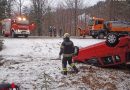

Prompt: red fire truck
[1,16,35,38]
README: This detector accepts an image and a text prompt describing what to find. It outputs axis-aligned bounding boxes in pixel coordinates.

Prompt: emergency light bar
[17,17,27,21]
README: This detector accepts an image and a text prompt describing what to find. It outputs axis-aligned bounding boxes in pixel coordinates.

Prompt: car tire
[106,33,119,47]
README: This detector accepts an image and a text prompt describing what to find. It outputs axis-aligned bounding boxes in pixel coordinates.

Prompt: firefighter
[59,28,63,37]
[59,33,79,75]
[48,26,53,37]
[53,27,57,37]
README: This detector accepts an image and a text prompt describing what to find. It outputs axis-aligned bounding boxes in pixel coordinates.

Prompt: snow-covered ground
[0,37,130,90]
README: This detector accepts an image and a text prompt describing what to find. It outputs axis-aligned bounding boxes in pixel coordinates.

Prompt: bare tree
[65,0,84,36]
[85,0,130,21]
[0,0,7,19]
[31,0,48,36]
[0,0,15,18]
[5,0,15,17]
[13,0,25,15]
[27,0,130,36]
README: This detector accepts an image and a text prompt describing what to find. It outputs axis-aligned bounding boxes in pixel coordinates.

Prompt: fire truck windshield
[16,20,29,25]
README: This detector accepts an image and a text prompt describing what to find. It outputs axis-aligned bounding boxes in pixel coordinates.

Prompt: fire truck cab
[1,17,34,38]
[88,17,105,39]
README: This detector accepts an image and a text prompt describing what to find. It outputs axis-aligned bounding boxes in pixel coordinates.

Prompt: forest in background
[0,0,130,36]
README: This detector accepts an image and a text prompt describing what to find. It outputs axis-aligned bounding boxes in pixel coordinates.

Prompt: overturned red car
[73,33,130,67]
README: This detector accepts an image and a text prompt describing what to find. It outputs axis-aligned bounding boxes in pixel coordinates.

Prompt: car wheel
[106,33,119,47]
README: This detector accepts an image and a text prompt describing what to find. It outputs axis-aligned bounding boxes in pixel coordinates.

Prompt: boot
[61,71,67,75]
[64,71,67,75]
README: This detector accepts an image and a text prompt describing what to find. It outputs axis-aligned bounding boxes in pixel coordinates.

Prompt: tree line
[0,0,130,36]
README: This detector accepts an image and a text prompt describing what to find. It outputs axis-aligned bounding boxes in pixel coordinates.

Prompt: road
[0,35,93,39]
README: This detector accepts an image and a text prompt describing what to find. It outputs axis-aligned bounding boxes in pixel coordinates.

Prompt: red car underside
[73,36,130,67]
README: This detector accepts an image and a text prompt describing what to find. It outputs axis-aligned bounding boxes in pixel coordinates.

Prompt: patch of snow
[0,38,130,90]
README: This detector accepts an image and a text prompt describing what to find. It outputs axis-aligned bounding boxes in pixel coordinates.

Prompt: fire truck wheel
[83,35,85,38]
[98,33,105,39]
[92,35,97,39]
[106,33,119,47]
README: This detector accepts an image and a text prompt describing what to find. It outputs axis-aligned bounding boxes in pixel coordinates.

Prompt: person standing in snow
[53,27,57,37]
[59,28,63,37]
[59,33,79,75]
[48,26,53,37]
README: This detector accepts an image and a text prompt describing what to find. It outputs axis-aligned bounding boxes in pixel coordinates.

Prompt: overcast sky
[24,0,105,7]
[49,0,106,7]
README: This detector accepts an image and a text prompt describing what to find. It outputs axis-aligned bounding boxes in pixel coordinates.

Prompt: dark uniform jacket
[59,38,74,57]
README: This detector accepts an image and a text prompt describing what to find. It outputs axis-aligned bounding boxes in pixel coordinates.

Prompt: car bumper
[14,30,30,35]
